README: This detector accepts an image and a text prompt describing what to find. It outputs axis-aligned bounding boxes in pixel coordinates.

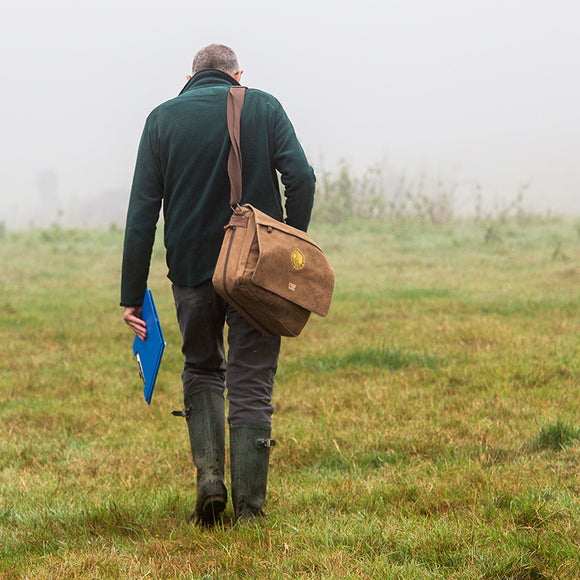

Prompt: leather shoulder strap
[227,86,246,207]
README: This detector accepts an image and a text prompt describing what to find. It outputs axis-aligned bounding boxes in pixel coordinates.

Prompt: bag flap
[247,205,335,316]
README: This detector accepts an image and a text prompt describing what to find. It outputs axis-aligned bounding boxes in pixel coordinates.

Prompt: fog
[1,0,579,228]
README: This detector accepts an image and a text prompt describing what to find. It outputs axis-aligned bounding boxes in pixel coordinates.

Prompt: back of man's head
[192,44,239,76]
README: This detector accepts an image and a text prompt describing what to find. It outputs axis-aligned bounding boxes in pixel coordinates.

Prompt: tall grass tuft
[532,420,580,451]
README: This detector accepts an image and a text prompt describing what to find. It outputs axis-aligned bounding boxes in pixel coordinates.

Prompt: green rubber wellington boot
[185,390,227,525]
[230,425,276,521]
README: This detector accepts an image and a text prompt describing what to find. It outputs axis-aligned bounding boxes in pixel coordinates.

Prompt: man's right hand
[123,306,148,341]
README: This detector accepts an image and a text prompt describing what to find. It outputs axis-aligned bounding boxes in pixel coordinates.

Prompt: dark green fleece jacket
[121,69,316,306]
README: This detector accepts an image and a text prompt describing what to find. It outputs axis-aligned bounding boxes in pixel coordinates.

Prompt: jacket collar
[178,69,240,95]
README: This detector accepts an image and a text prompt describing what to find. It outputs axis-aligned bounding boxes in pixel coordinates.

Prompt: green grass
[532,420,580,452]
[0,217,579,578]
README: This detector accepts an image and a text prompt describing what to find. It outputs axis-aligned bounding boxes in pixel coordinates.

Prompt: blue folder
[133,288,166,404]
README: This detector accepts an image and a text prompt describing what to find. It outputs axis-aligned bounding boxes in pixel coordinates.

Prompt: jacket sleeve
[120,115,163,306]
[272,104,316,232]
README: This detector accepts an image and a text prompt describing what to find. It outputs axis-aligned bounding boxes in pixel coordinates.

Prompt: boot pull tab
[256,438,276,449]
[171,406,192,419]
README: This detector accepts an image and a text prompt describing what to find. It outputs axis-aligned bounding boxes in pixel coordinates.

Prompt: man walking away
[121,44,315,524]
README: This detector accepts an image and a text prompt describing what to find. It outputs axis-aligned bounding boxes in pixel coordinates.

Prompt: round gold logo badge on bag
[290,247,306,271]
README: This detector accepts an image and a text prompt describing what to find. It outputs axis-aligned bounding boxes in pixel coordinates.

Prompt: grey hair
[192,44,240,76]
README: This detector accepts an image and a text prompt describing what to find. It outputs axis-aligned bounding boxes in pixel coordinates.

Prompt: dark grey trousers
[172,281,281,427]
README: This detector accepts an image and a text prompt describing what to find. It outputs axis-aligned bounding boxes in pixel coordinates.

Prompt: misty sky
[1,0,579,227]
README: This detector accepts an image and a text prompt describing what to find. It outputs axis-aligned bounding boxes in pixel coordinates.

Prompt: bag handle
[227,86,246,207]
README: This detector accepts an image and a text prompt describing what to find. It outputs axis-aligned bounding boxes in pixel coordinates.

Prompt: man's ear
[186,74,192,81]
[234,70,243,82]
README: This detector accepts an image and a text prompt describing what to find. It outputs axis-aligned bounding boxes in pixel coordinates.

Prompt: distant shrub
[312,160,455,225]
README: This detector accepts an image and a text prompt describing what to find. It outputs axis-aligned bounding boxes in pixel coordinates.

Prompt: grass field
[0,216,579,579]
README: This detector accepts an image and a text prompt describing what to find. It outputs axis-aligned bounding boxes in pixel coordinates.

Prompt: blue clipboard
[132,288,166,404]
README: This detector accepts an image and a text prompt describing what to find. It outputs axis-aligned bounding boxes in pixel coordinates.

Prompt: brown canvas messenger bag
[212,86,335,337]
